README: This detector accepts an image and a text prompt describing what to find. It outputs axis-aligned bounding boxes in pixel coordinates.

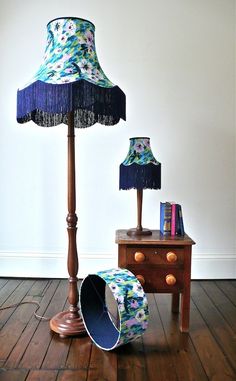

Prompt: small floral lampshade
[80,268,149,351]
[119,137,161,190]
[17,17,126,127]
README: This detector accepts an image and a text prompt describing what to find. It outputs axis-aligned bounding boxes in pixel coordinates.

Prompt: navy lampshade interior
[80,275,119,349]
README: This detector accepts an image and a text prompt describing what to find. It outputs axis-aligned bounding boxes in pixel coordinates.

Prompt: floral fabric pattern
[25,17,114,88]
[97,268,149,348]
[122,137,160,166]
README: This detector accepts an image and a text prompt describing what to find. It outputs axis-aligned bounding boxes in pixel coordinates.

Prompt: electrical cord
[0,301,51,321]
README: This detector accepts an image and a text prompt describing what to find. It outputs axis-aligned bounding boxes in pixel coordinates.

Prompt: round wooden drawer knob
[166,252,177,263]
[136,275,145,285]
[134,251,146,263]
[165,274,176,286]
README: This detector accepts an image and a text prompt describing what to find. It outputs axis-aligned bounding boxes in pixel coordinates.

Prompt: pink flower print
[66,20,76,35]
[90,70,104,83]
[109,282,119,295]
[130,299,139,309]
[132,282,144,297]
[61,78,71,83]
[143,295,148,307]
[61,54,72,63]
[143,139,150,148]
[115,278,123,283]
[142,321,148,330]
[117,295,124,304]
[85,30,94,46]
[119,303,125,312]
[55,48,62,55]
[134,142,145,153]
[78,35,86,45]
[89,74,99,83]
[135,309,146,322]
[126,317,138,328]
[53,62,64,72]
[65,68,74,74]
[91,69,104,80]
[59,34,68,45]
[78,59,93,75]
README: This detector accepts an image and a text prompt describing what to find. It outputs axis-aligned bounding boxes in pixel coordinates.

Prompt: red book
[171,203,176,236]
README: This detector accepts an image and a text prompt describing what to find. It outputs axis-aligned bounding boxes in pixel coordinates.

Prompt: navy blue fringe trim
[17,80,126,128]
[119,163,161,190]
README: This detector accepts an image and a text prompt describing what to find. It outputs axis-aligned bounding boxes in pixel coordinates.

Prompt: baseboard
[192,254,236,279]
[0,251,235,279]
[0,251,116,279]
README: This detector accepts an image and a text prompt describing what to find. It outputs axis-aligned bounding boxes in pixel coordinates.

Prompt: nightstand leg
[180,247,192,332]
[171,293,180,313]
[180,292,190,332]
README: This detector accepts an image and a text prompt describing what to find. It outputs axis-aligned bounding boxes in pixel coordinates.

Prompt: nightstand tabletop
[116,229,195,246]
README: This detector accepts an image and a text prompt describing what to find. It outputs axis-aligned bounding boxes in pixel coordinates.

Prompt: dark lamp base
[127,228,152,236]
[50,310,87,338]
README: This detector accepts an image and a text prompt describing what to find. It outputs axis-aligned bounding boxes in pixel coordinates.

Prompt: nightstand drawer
[127,265,184,293]
[126,246,184,265]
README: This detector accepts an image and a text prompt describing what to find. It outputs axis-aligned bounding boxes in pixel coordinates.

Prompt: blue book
[160,202,172,235]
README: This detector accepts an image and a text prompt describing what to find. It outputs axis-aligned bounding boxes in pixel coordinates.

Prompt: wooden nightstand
[116,229,195,332]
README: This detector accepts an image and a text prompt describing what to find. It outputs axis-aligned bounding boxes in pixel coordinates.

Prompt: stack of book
[160,202,185,236]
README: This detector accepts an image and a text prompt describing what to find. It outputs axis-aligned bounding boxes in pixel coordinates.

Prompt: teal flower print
[24,18,114,88]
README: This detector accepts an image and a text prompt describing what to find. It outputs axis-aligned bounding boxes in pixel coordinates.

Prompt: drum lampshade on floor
[80,268,149,351]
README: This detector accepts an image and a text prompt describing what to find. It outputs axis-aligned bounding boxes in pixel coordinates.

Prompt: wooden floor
[0,279,236,381]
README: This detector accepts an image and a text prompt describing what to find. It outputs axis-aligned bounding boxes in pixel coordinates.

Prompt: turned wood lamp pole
[132,189,152,236]
[50,112,86,337]
[127,189,152,236]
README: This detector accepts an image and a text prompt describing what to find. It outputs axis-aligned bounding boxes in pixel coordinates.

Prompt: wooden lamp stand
[127,189,152,236]
[50,112,87,338]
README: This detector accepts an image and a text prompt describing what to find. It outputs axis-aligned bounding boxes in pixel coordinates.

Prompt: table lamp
[17,17,126,337]
[119,137,161,236]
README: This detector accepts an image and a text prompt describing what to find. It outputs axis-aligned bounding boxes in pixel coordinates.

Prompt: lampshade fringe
[119,163,161,190]
[17,79,126,128]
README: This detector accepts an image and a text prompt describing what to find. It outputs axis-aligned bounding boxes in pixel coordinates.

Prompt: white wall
[0,0,235,279]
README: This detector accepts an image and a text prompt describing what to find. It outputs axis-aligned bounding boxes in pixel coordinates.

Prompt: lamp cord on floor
[0,301,50,321]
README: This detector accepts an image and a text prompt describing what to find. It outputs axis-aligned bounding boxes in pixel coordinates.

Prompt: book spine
[171,203,176,236]
[175,204,181,235]
[160,202,171,235]
[160,202,165,235]
[178,205,185,236]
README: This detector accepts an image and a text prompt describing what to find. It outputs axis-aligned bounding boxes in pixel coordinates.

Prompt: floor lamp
[17,17,126,337]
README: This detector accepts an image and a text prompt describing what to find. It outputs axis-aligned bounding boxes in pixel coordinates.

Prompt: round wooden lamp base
[50,310,87,338]
[127,228,152,236]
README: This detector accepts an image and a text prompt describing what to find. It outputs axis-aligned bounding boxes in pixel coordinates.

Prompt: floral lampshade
[80,268,149,351]
[119,137,161,190]
[17,17,126,127]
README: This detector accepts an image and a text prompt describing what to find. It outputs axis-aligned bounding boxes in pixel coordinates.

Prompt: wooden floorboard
[19,280,68,369]
[142,294,177,381]
[156,293,209,381]
[200,281,236,333]
[0,279,235,381]
[190,283,236,381]
[4,280,59,369]
[216,281,236,306]
[191,282,236,373]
